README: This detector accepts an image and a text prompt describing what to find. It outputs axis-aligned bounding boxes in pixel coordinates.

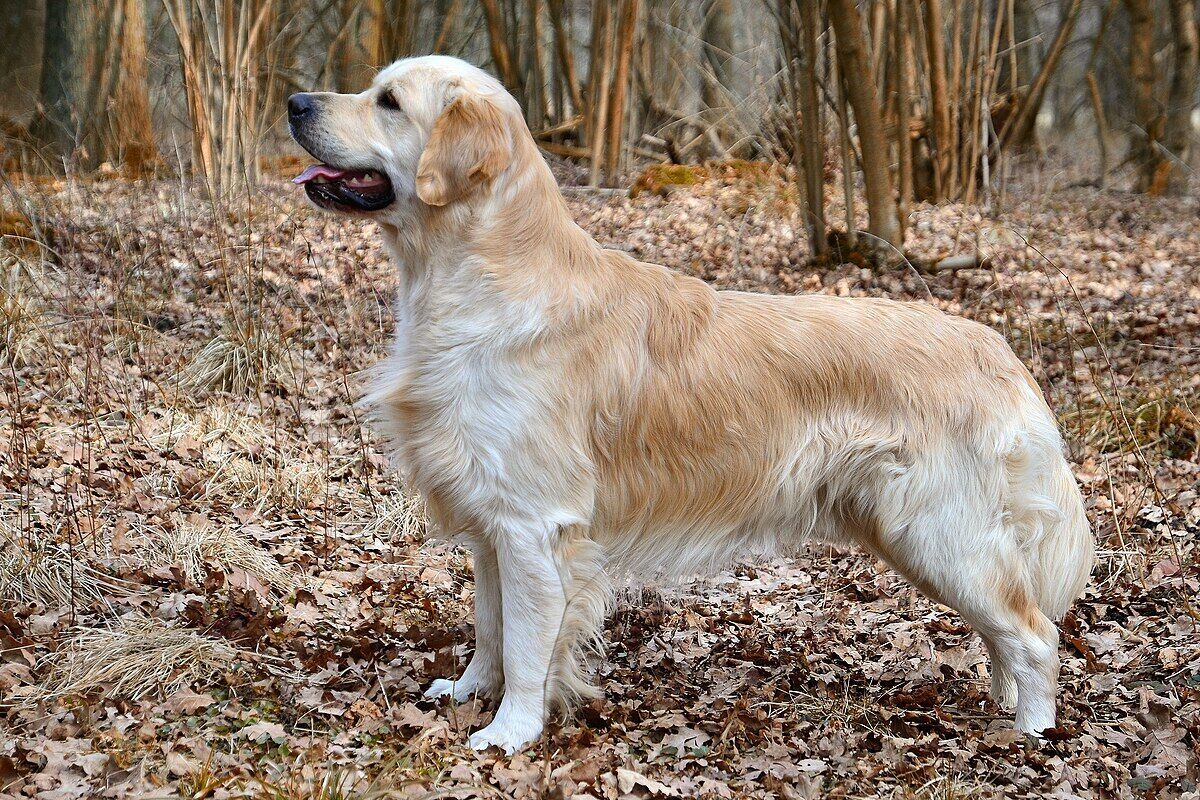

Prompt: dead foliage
[0,168,1195,798]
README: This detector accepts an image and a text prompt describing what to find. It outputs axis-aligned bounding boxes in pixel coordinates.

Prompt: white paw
[423,675,497,702]
[468,712,543,754]
[1014,706,1056,736]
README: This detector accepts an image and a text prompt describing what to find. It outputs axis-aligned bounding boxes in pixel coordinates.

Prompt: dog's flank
[291,55,1093,754]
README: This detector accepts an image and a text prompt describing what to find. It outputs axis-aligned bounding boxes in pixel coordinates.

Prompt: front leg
[425,536,505,701]
[468,525,565,754]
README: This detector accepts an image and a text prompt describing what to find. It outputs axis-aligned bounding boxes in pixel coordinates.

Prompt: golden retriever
[288,55,1093,753]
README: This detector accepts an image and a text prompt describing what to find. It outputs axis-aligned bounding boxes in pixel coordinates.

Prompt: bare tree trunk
[29,0,153,173]
[1086,0,1119,189]
[481,0,520,89]
[547,0,584,114]
[31,0,81,164]
[1123,0,1160,192]
[786,0,827,256]
[525,0,547,132]
[701,0,734,157]
[923,0,951,201]
[829,0,900,249]
[833,46,858,249]
[336,0,385,91]
[894,0,911,240]
[604,0,639,184]
[1000,0,1083,149]
[110,0,156,174]
[588,0,614,185]
[164,0,278,200]
[1162,0,1198,194]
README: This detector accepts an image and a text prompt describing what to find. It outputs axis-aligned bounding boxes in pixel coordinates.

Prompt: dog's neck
[380,139,604,319]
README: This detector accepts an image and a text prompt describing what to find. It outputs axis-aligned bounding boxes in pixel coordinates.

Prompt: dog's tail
[1005,421,1094,620]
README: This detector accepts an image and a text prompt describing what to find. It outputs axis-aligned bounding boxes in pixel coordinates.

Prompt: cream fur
[291,55,1094,754]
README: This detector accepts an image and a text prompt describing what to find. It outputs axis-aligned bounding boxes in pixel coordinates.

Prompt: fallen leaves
[0,169,1196,798]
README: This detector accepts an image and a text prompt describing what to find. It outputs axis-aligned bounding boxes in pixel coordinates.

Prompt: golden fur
[289,56,1093,753]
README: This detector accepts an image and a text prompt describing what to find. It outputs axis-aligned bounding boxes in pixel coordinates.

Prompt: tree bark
[1001,0,1083,149]
[829,0,900,249]
[604,0,639,184]
[29,0,153,172]
[548,0,584,115]
[587,0,614,185]
[480,0,520,90]
[110,0,156,174]
[783,0,826,256]
[922,0,951,201]
[1162,0,1198,194]
[701,0,734,157]
[895,0,912,240]
[1123,0,1160,192]
[30,0,79,163]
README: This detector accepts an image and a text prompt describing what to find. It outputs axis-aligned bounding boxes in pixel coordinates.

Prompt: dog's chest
[383,305,554,528]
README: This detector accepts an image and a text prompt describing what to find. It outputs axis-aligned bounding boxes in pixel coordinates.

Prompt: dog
[287,55,1093,754]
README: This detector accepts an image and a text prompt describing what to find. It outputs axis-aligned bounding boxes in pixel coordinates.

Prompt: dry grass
[37,614,238,703]
[1063,381,1200,462]
[0,250,45,367]
[0,511,129,609]
[902,775,993,800]
[362,489,427,543]
[134,515,303,593]
[208,455,327,511]
[249,742,460,800]
[251,767,385,800]
[180,318,291,394]
[154,405,271,452]
[150,406,327,511]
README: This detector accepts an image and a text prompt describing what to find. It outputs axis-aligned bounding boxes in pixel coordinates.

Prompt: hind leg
[980,633,1018,710]
[871,523,1060,734]
[547,534,611,711]
[983,607,1059,734]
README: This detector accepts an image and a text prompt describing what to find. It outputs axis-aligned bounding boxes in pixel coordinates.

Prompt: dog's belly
[588,410,922,578]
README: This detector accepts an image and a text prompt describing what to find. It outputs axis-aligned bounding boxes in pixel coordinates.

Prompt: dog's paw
[424,675,497,702]
[468,713,543,755]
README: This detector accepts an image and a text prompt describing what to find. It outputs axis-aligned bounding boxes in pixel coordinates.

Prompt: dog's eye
[377,91,401,112]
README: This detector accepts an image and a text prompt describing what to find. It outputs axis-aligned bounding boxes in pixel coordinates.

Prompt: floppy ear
[416,93,513,207]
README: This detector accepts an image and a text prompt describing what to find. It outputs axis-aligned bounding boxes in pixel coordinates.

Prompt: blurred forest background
[1,0,1198,251]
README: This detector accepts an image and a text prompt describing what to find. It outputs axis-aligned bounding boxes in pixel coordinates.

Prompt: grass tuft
[135,515,303,593]
[0,511,129,609]
[0,250,45,366]
[37,615,238,703]
[180,318,291,394]
[362,489,427,543]
[209,456,327,511]
[1062,382,1199,462]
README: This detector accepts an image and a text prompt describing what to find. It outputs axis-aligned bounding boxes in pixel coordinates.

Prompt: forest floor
[0,161,1198,799]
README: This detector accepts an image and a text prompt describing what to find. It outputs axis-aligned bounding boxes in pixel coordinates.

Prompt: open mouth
[293,164,395,212]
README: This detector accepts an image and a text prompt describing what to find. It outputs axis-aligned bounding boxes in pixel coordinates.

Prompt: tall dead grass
[36,614,238,703]
[0,248,49,367]
[134,515,303,593]
[0,506,129,609]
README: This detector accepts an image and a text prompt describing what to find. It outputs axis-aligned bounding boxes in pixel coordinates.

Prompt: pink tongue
[293,164,349,185]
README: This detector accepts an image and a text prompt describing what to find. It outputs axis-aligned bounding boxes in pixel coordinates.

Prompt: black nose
[288,93,315,122]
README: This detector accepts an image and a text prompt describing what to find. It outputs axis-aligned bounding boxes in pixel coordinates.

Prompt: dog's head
[288,56,519,218]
